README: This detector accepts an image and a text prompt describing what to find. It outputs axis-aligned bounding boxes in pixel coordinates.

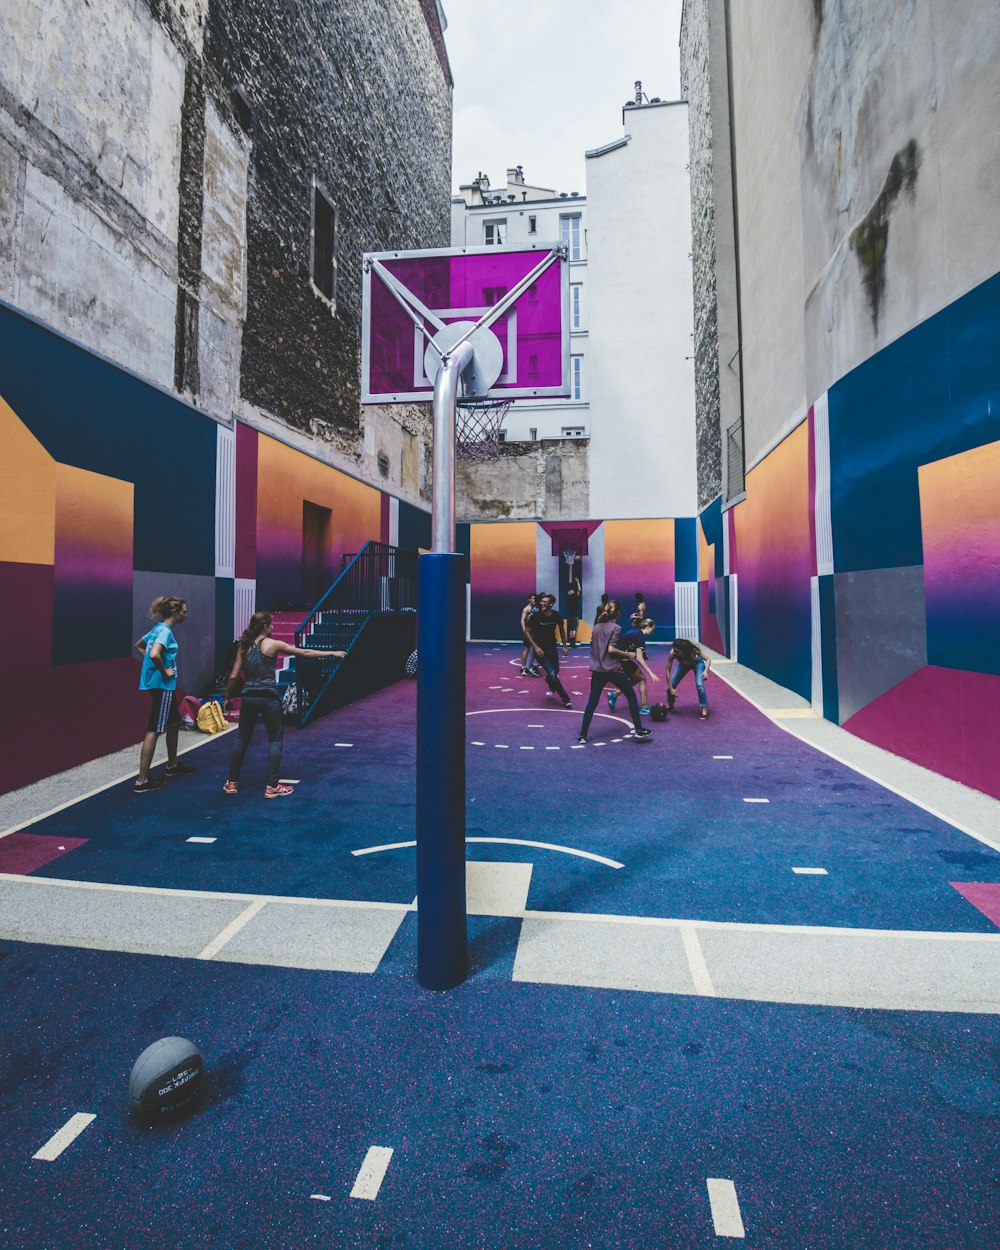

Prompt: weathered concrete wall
[458,440,589,522]
[0,0,451,506]
[799,0,1000,400]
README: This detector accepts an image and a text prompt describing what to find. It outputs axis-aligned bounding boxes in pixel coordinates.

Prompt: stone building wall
[0,0,451,506]
[679,0,723,510]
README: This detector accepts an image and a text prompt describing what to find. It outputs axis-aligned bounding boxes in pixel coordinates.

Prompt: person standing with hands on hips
[133,595,195,794]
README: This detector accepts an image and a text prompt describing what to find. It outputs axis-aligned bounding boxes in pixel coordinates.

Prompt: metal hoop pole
[416,339,475,990]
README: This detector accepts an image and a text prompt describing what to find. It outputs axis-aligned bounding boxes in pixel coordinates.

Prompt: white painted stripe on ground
[707,1177,745,1238]
[501,688,514,692]
[197,899,268,960]
[528,724,544,728]
[743,798,769,804]
[278,779,301,784]
[489,685,502,689]
[520,746,534,750]
[310,1194,331,1201]
[792,867,828,875]
[0,734,230,840]
[334,743,353,748]
[186,837,217,844]
[350,1146,393,1200]
[711,666,1000,853]
[351,838,624,869]
[680,924,716,996]
[0,874,412,911]
[545,746,560,750]
[495,744,509,749]
[713,755,734,760]
[594,742,607,747]
[571,744,586,749]
[471,741,485,746]
[33,1113,95,1161]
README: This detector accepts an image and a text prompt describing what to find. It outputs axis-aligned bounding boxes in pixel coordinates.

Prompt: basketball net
[456,398,511,463]
[561,547,579,566]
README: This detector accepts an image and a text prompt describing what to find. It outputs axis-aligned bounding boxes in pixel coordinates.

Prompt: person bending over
[666,637,712,719]
[607,617,659,715]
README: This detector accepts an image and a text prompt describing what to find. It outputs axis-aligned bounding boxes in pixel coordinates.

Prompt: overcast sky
[444,0,685,196]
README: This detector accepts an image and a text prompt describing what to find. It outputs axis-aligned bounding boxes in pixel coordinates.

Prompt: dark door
[302,501,332,604]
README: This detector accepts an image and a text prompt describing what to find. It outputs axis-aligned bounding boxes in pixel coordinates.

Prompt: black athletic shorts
[146,689,180,733]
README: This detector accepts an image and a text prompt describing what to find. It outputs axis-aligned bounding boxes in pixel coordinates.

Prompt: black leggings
[228,693,284,786]
[580,671,643,738]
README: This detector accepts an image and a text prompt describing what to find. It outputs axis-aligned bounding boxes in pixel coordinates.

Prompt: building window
[232,86,253,134]
[377,451,390,478]
[311,181,338,304]
[560,213,582,260]
[571,284,583,329]
[571,355,583,400]
[529,427,538,441]
[484,219,506,245]
[562,426,585,437]
[483,285,508,307]
[499,430,507,443]
[528,215,537,234]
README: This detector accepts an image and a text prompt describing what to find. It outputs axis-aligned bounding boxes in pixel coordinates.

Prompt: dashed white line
[742,798,769,804]
[594,742,607,747]
[528,724,545,728]
[520,746,534,750]
[186,837,216,844]
[545,746,560,751]
[495,744,509,749]
[571,744,586,749]
[350,1146,393,1200]
[310,1194,331,1202]
[680,924,716,996]
[471,741,485,746]
[707,1177,745,1238]
[334,744,353,748]
[489,685,502,689]
[501,688,514,692]
[792,867,828,875]
[33,1113,95,1161]
[713,755,734,760]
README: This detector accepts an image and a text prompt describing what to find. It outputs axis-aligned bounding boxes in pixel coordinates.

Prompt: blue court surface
[1,645,998,1247]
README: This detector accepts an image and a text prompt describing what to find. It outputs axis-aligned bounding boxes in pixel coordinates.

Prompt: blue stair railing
[291,540,418,725]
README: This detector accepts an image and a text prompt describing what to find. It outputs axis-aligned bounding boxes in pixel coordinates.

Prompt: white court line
[520,746,534,750]
[489,686,502,689]
[501,687,514,692]
[334,743,353,748]
[707,1177,745,1238]
[680,924,716,996]
[0,733,230,840]
[545,746,560,750]
[350,1146,393,1200]
[742,798,769,804]
[351,837,624,869]
[279,778,301,784]
[466,708,632,730]
[528,724,545,728]
[571,744,586,749]
[197,899,268,960]
[713,755,734,760]
[594,742,607,747]
[712,666,1000,853]
[495,744,509,749]
[33,1113,95,1161]
[310,1194,331,1201]
[471,741,485,746]
[792,867,828,875]
[186,837,216,844]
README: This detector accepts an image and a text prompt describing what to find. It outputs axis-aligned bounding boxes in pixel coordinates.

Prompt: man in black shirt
[524,593,572,707]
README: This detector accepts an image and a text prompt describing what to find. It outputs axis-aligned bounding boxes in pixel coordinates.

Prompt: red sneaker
[264,784,294,799]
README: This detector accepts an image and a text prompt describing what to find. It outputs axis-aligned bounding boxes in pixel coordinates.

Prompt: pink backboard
[361,244,570,403]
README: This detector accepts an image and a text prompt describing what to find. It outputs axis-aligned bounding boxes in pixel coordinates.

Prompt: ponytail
[149,595,186,620]
[238,611,273,656]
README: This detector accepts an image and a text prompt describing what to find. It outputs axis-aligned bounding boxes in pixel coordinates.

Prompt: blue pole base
[416,552,468,989]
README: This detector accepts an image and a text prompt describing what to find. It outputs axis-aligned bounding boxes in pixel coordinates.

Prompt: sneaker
[632,727,653,740]
[133,778,165,794]
[639,705,651,716]
[562,699,572,709]
[700,707,709,719]
[576,735,587,745]
[165,761,197,779]
[264,784,294,799]
[526,668,541,678]
[223,780,238,796]
[606,690,618,710]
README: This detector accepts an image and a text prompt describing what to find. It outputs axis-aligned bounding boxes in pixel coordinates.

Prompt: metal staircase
[289,540,418,726]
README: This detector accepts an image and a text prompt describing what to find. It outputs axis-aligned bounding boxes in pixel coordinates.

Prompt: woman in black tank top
[223,611,345,798]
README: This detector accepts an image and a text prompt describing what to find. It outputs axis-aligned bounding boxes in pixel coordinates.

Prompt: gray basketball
[129,1036,203,1118]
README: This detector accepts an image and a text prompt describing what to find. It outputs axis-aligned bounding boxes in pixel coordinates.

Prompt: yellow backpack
[196,700,227,734]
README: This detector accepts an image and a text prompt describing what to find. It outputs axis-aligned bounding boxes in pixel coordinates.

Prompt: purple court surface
[1,644,998,1248]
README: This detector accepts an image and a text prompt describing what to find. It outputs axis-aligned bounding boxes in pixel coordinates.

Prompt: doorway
[302,501,332,605]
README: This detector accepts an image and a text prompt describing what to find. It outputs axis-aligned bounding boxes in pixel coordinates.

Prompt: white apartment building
[450,167,589,443]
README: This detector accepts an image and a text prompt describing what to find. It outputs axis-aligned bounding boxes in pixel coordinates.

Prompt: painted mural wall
[466,517,700,645]
[698,269,1000,799]
[0,303,429,795]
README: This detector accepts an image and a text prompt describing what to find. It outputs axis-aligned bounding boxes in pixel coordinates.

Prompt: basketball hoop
[456,398,510,463]
[561,546,580,566]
